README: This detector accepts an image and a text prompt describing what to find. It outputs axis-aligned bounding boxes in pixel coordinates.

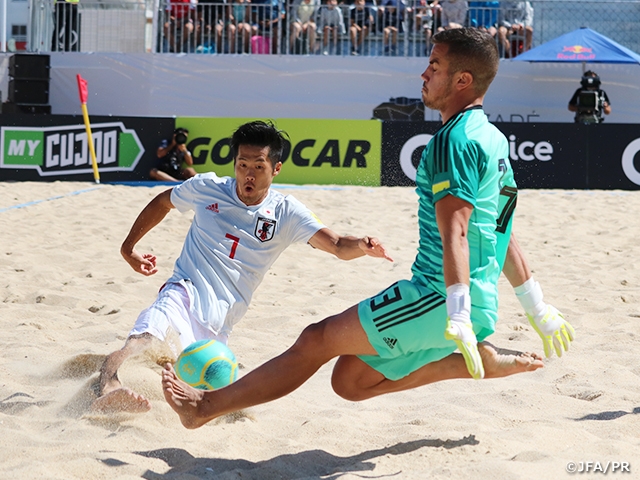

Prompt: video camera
[174,128,189,145]
[575,91,604,124]
[577,91,598,112]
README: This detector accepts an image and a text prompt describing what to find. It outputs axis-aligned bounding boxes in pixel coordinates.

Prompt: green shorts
[357,279,493,381]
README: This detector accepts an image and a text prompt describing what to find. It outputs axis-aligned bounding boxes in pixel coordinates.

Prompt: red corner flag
[76,73,99,183]
[76,74,88,105]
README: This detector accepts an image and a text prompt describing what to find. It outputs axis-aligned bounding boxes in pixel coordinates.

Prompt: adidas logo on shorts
[383,337,397,349]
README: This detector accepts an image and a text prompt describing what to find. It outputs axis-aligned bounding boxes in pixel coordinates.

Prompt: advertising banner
[0,115,174,181]
[177,118,382,186]
[588,125,640,190]
[381,122,640,190]
[2,114,639,190]
[494,123,588,190]
[381,121,440,187]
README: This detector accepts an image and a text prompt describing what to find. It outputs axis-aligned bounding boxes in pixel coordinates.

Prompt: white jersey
[168,173,325,339]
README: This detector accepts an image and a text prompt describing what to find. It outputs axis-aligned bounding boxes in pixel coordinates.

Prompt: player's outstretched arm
[121,188,175,276]
[436,195,484,379]
[308,228,393,262]
[503,234,575,358]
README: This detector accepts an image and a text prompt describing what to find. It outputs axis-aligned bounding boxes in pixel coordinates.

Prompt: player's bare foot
[479,342,544,379]
[91,387,151,414]
[162,363,209,429]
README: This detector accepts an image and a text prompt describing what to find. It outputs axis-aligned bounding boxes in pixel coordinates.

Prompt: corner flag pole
[76,74,100,184]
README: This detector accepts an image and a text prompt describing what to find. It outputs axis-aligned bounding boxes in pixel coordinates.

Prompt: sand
[0,181,638,479]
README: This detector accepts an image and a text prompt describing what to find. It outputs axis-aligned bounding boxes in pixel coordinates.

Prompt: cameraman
[568,71,611,125]
[150,128,197,182]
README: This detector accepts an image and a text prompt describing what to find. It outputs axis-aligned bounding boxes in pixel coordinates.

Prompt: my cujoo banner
[1,122,144,177]
[176,117,382,186]
[0,115,174,182]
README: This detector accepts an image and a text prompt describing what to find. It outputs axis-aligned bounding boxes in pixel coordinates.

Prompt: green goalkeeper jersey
[411,106,516,338]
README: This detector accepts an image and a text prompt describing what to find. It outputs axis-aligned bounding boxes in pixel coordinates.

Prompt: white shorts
[129,282,229,350]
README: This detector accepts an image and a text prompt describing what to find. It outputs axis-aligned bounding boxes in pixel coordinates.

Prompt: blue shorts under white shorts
[357,279,490,381]
[129,282,228,350]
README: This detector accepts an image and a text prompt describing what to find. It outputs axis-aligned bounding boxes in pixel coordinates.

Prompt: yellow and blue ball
[175,339,238,390]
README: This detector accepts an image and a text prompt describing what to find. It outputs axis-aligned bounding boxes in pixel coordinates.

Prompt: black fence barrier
[381,122,640,190]
[0,115,175,182]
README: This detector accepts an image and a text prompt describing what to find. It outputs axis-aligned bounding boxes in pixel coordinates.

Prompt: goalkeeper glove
[515,277,575,358]
[444,283,484,379]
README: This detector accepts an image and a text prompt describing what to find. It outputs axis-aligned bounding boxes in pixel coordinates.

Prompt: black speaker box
[9,79,50,105]
[2,102,52,114]
[373,97,425,122]
[9,54,51,80]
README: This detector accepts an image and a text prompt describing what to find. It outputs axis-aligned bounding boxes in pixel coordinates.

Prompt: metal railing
[24,0,640,57]
[28,0,154,53]
[143,1,533,57]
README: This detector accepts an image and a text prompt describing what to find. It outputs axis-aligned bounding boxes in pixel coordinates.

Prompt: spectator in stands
[228,0,256,53]
[206,0,233,54]
[252,0,285,53]
[317,0,346,55]
[468,1,498,38]
[191,0,227,53]
[432,0,467,31]
[407,0,434,56]
[192,5,212,52]
[380,0,405,56]
[290,0,320,54]
[497,1,533,58]
[164,0,197,53]
[150,128,197,182]
[568,70,612,124]
[349,0,374,55]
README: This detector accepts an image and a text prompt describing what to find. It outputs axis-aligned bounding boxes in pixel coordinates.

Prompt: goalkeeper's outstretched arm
[503,234,575,358]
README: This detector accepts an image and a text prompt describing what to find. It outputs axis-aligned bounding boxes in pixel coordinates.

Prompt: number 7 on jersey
[225,233,240,259]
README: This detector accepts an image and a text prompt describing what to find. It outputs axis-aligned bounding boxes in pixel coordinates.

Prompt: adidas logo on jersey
[206,203,219,213]
[383,337,397,349]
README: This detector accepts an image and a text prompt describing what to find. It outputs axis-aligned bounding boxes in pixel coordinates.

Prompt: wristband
[514,277,546,318]
[446,283,470,318]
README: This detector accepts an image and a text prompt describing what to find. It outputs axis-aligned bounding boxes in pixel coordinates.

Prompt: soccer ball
[174,339,239,390]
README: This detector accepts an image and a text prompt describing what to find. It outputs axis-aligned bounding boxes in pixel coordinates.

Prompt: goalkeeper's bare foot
[162,363,211,429]
[479,342,544,378]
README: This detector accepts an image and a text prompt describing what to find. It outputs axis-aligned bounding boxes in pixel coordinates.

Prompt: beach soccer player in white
[91,120,393,414]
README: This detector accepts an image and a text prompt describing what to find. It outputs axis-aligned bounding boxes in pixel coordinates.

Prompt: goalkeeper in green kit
[161,28,574,429]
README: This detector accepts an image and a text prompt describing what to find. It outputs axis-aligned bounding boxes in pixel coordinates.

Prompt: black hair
[174,127,189,135]
[431,28,499,95]
[230,120,288,167]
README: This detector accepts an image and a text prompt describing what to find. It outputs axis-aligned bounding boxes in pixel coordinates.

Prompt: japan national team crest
[255,216,276,242]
